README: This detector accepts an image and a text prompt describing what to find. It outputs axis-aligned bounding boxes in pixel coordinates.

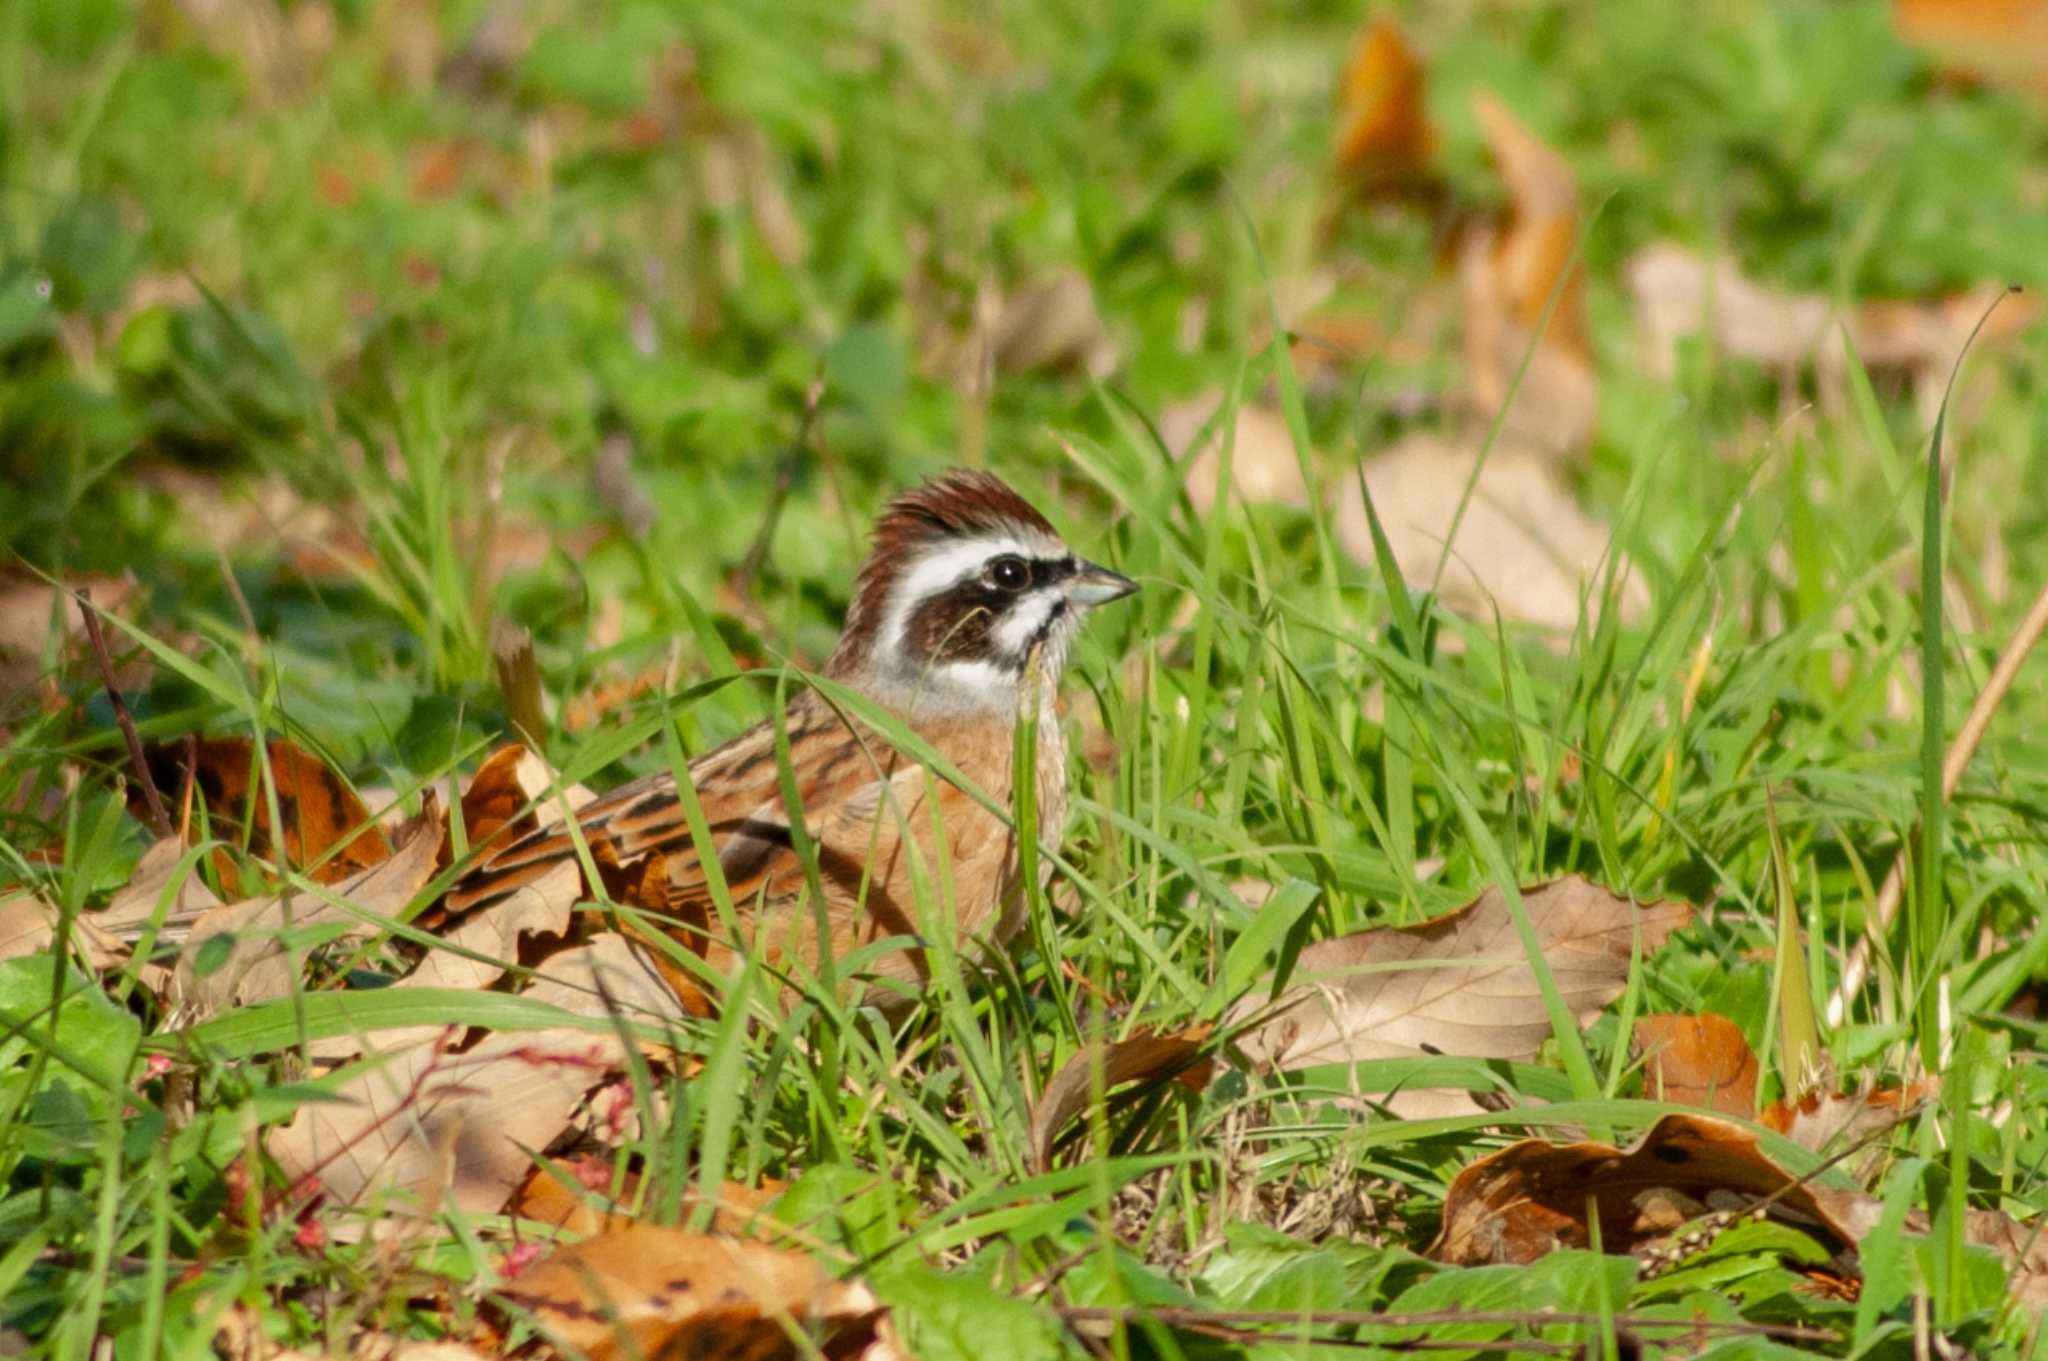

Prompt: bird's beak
[1068,560,1139,606]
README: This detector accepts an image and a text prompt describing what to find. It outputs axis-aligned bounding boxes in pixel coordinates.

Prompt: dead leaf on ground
[1627,241,2037,421]
[268,1025,630,1219]
[1762,1075,1941,1156]
[174,794,441,1016]
[513,1155,787,1239]
[1334,434,1647,632]
[1333,18,1437,195]
[1965,1208,2048,1308]
[0,892,128,969]
[1030,1025,1216,1172]
[495,1225,886,1361]
[1461,94,1597,455]
[102,836,224,945]
[522,931,697,1033]
[459,744,596,843]
[1633,1013,1759,1117]
[1429,1112,1873,1267]
[1896,0,2048,94]
[0,572,141,723]
[1231,877,1690,1117]
[140,736,392,896]
[1163,395,1312,516]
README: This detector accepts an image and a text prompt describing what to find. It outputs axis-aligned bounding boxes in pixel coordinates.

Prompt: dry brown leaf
[1462,94,1596,455]
[513,1155,787,1238]
[269,1026,628,1217]
[140,736,393,895]
[1761,1076,1941,1155]
[175,795,442,1016]
[1627,242,2037,414]
[1162,394,1312,516]
[1430,1112,1871,1267]
[1965,1208,2048,1308]
[495,1226,883,1361]
[1333,434,1646,632]
[1231,877,1689,1117]
[0,571,140,722]
[987,272,1117,378]
[1896,0,2048,94]
[1029,1025,1215,1172]
[1333,19,1436,192]
[1633,1013,1758,1117]
[102,837,223,945]
[522,931,697,1032]
[0,892,128,969]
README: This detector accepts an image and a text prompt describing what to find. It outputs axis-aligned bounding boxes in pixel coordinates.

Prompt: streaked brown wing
[443,694,898,917]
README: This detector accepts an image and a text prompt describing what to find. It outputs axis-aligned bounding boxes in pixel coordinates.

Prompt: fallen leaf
[1461,94,1596,455]
[174,794,441,1016]
[1429,1112,1870,1266]
[522,931,698,1033]
[1334,19,1436,193]
[987,271,1117,378]
[1965,1208,2048,1308]
[0,571,140,722]
[1633,1013,1758,1117]
[268,1025,628,1217]
[1333,434,1647,632]
[1230,877,1690,1117]
[0,892,127,969]
[102,836,223,945]
[1895,0,2048,94]
[513,1155,787,1238]
[1626,242,2037,416]
[140,736,392,894]
[495,1226,883,1361]
[1030,1025,1215,1172]
[1163,394,1312,516]
[1761,1076,1941,1155]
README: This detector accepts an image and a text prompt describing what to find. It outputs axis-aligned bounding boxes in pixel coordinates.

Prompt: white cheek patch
[992,594,1058,656]
[879,535,1037,662]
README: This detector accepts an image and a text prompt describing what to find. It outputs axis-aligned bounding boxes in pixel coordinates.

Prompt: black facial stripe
[1027,598,1068,654]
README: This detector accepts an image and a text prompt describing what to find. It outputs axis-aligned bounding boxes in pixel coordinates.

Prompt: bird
[446,468,1138,1013]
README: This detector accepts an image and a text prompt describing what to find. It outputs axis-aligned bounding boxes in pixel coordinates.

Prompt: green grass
[6,0,2048,1356]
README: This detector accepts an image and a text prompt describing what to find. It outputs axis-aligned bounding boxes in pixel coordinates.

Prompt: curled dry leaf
[0,571,140,723]
[1627,242,2037,417]
[1163,395,1312,517]
[1230,877,1690,1117]
[1334,436,1646,632]
[1166,407,1640,631]
[1461,94,1597,456]
[513,1154,787,1238]
[102,836,224,945]
[1762,1075,1941,1156]
[1429,1112,1873,1267]
[174,793,442,1017]
[0,892,128,969]
[1632,1013,1758,1117]
[1895,0,2048,97]
[1029,1024,1215,1172]
[1965,1209,2048,1308]
[1333,18,1436,194]
[140,736,392,895]
[268,1026,631,1218]
[495,1225,884,1361]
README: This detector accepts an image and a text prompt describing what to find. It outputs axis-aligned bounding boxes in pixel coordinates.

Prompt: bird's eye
[986,555,1030,591]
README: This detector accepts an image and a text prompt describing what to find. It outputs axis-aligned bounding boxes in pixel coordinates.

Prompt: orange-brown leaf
[140,736,390,893]
[1633,1013,1759,1116]
[1029,1025,1215,1172]
[495,1226,882,1361]
[1334,19,1436,187]
[1429,1112,1873,1266]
